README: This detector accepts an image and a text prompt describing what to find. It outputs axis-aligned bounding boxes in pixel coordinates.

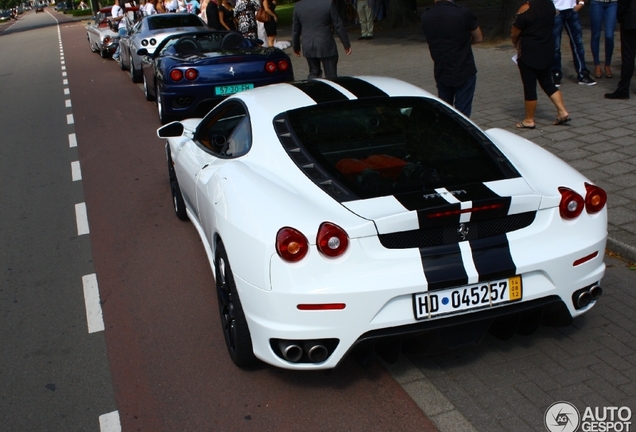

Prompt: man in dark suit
[292,0,352,79]
[605,0,636,99]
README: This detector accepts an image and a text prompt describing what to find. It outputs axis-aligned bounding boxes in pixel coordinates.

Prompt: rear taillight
[150,38,156,45]
[170,69,183,81]
[559,187,584,219]
[584,182,607,214]
[141,39,148,46]
[276,227,309,262]
[265,61,277,73]
[184,68,198,81]
[317,222,349,257]
[278,59,289,71]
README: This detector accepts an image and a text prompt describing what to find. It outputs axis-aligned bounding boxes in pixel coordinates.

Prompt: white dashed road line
[58,20,120,430]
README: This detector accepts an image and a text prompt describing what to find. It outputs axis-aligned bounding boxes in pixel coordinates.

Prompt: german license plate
[215,83,254,96]
[413,275,522,320]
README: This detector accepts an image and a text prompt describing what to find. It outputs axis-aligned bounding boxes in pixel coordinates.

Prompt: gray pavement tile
[610,173,636,187]
[595,332,635,358]
[608,207,636,225]
[611,136,636,147]
[588,363,632,386]
[589,151,632,164]
[497,416,536,432]
[598,162,636,175]
[600,128,635,139]
[550,383,594,402]
[520,368,561,393]
[513,381,554,408]
[584,377,630,402]
[618,381,636,398]
[580,393,613,410]
[576,133,614,144]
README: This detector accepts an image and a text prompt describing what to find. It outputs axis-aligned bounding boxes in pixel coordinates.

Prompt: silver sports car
[118,13,206,83]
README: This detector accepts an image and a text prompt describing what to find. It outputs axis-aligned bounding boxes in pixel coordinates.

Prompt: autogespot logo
[545,401,581,432]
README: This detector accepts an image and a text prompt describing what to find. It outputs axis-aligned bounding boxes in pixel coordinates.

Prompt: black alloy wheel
[167,150,188,221]
[215,242,258,368]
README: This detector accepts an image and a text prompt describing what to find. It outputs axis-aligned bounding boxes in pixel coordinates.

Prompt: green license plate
[215,83,254,96]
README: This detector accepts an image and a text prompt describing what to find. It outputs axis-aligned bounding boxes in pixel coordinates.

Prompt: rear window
[147,14,204,30]
[281,97,515,198]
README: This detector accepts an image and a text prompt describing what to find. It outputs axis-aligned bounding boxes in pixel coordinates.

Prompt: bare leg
[522,100,537,126]
[549,90,569,121]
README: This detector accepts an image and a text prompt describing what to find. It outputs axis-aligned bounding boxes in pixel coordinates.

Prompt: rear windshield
[147,14,203,30]
[282,97,514,198]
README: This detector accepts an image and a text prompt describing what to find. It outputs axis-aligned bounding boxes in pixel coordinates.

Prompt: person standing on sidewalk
[357,0,374,40]
[111,0,127,61]
[551,0,597,85]
[605,0,636,99]
[512,0,570,128]
[589,0,617,79]
[292,0,352,79]
[421,0,482,117]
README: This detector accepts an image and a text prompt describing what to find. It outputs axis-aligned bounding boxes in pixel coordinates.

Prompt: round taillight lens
[103,36,111,44]
[584,182,607,214]
[265,61,277,73]
[317,222,349,257]
[276,227,309,262]
[170,69,183,81]
[141,39,148,46]
[184,68,198,81]
[558,187,584,219]
[278,59,289,71]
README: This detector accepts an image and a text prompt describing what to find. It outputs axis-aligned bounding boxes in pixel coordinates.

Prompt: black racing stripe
[330,77,388,99]
[420,244,468,291]
[470,235,516,282]
[290,81,348,104]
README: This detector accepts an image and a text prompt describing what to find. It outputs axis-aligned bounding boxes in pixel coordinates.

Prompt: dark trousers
[436,74,477,118]
[518,60,559,101]
[617,27,636,94]
[306,56,338,79]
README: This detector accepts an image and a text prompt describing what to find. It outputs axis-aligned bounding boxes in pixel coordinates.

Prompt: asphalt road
[0,10,117,432]
[1,10,437,432]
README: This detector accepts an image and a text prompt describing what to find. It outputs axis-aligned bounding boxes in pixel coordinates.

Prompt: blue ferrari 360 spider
[138,30,294,124]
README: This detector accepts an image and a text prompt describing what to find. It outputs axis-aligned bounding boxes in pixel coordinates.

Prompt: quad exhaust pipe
[574,284,602,309]
[276,339,333,363]
[278,341,303,363]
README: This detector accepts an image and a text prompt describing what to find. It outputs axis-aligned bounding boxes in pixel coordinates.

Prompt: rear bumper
[233,206,607,370]
[160,74,294,119]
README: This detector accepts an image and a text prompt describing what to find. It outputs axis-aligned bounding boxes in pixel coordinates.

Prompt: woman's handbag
[256,6,268,22]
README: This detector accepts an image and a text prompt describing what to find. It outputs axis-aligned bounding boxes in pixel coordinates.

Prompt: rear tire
[129,59,142,83]
[166,149,188,221]
[143,74,154,101]
[157,91,172,125]
[215,242,258,368]
[88,37,98,53]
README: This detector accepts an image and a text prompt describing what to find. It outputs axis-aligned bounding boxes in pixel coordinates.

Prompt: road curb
[382,356,478,432]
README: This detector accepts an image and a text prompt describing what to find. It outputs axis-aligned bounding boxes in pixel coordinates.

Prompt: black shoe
[552,70,562,87]
[366,36,373,40]
[358,36,366,40]
[605,90,630,100]
[578,71,597,86]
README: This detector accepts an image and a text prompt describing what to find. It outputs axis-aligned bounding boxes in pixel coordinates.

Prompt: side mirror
[157,122,184,138]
